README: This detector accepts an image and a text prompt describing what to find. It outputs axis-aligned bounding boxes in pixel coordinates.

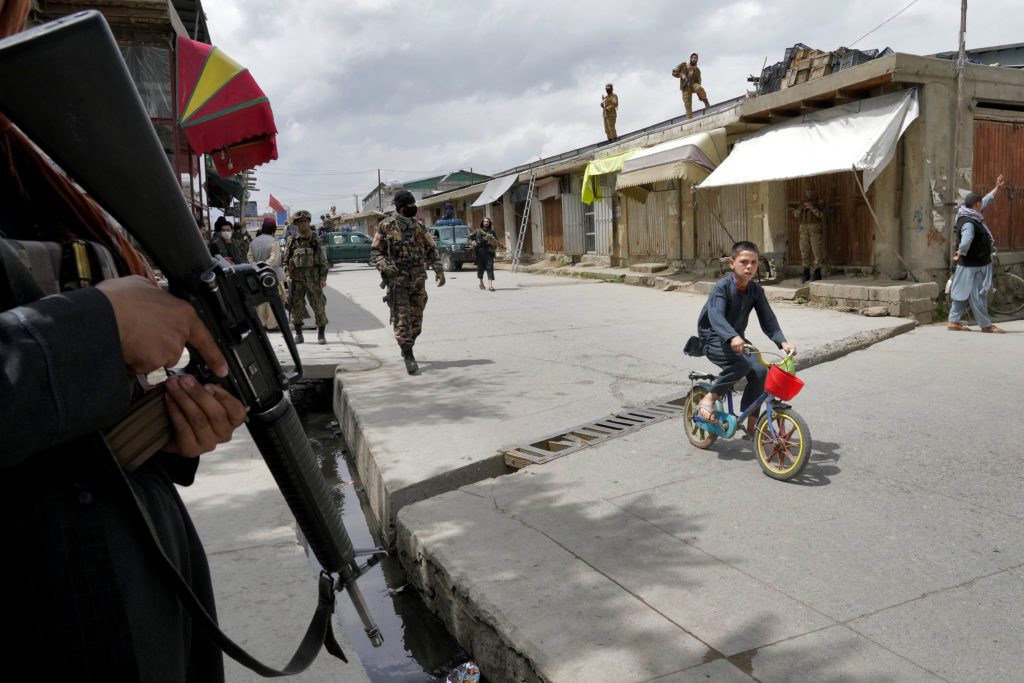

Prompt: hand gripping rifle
[0,11,382,675]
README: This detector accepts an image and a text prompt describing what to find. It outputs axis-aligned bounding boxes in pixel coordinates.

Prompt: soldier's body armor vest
[383,218,430,273]
[287,235,322,270]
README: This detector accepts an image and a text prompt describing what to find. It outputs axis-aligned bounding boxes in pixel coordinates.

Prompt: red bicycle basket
[765,365,804,400]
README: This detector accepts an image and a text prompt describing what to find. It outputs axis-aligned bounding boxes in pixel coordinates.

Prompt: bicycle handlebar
[743,344,795,363]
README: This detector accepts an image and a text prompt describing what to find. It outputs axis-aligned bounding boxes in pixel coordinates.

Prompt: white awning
[471,173,517,207]
[617,129,727,189]
[699,89,919,189]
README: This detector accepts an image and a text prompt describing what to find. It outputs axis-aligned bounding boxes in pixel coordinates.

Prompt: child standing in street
[694,241,797,435]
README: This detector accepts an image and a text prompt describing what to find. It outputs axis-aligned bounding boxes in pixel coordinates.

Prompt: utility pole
[377,169,383,212]
[353,193,360,212]
[948,0,968,263]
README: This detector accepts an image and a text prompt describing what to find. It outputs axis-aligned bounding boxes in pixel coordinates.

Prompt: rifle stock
[0,10,382,655]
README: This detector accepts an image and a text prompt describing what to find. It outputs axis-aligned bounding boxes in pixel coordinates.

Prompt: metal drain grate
[503,395,690,469]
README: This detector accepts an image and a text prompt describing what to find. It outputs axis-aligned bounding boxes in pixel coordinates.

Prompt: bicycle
[988,255,1024,317]
[682,346,812,481]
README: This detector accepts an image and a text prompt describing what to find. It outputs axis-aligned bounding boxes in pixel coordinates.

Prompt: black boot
[293,323,304,344]
[317,326,327,345]
[400,344,418,375]
[800,267,811,284]
[812,267,823,281]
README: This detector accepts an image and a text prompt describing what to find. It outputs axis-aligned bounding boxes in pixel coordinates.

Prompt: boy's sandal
[695,403,718,424]
[947,322,972,331]
[981,325,1006,334]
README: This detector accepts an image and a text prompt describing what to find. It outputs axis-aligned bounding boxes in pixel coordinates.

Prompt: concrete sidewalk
[324,264,914,541]
[180,430,371,683]
[396,321,1024,682]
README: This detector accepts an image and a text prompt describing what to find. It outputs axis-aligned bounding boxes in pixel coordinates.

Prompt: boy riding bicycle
[692,241,797,435]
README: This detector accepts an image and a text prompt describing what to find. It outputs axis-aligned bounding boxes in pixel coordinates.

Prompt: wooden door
[543,197,564,253]
[786,172,873,266]
[471,207,485,230]
[972,119,1023,250]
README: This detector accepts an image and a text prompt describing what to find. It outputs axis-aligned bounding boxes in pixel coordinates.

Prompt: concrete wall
[899,82,954,282]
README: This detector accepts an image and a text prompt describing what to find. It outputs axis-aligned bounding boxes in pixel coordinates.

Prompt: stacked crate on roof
[782,47,833,88]
[830,46,894,74]
[758,42,811,94]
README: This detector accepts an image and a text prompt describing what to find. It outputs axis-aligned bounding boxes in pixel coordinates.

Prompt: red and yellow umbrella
[176,35,278,176]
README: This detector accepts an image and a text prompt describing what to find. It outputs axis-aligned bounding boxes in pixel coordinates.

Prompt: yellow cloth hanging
[581,149,638,205]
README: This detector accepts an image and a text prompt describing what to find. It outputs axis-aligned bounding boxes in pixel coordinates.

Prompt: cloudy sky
[204,0,1019,217]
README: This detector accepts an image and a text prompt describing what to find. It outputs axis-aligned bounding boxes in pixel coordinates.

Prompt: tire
[441,252,454,272]
[754,409,812,481]
[682,385,718,449]
[989,271,1024,316]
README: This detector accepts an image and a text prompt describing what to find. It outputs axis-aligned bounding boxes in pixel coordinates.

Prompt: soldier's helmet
[294,210,312,221]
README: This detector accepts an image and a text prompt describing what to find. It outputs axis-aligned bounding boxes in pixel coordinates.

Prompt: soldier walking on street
[601,83,618,141]
[792,188,825,283]
[371,190,446,374]
[232,222,252,263]
[283,209,330,344]
[673,52,710,119]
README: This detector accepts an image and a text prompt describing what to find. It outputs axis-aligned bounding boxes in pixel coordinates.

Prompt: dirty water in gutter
[290,380,476,682]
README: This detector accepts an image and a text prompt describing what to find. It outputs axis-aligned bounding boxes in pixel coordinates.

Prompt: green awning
[204,169,244,209]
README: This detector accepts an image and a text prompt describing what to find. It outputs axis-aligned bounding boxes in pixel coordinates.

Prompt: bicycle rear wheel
[754,409,812,481]
[683,385,718,449]
[989,271,1024,316]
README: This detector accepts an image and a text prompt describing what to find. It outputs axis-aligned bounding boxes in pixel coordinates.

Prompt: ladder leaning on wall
[510,173,536,273]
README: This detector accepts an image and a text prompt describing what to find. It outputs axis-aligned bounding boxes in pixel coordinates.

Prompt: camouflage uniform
[673,61,709,119]
[371,214,443,349]
[283,232,329,328]
[601,88,618,140]
[792,201,825,270]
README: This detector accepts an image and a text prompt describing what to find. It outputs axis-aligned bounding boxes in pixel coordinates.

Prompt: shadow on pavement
[792,439,842,487]
[421,358,496,370]
[323,286,385,333]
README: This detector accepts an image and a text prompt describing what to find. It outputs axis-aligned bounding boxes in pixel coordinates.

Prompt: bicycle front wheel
[754,409,812,481]
[989,271,1024,316]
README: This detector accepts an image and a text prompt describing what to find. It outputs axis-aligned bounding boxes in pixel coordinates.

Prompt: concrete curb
[333,369,509,544]
[795,320,918,371]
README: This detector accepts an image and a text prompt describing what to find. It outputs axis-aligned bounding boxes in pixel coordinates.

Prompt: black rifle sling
[103,446,348,676]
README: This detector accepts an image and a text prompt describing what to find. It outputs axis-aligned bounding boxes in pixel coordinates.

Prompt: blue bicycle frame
[692,386,784,440]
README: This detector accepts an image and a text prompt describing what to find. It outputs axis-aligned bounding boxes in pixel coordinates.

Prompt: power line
[849,0,922,48]
[258,178,350,198]
[257,168,450,177]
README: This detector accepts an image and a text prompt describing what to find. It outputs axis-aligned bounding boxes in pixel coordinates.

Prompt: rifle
[673,64,693,91]
[0,11,382,675]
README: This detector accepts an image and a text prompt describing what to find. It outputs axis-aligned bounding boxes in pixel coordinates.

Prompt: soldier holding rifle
[469,216,502,291]
[371,190,445,374]
[673,51,710,119]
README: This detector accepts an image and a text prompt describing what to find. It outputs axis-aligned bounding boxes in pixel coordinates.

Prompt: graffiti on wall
[929,210,947,247]
[912,207,925,232]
